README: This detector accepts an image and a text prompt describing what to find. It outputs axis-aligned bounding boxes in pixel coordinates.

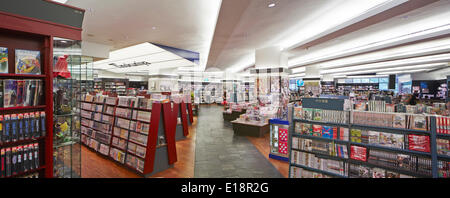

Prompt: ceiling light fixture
[268,3,276,8]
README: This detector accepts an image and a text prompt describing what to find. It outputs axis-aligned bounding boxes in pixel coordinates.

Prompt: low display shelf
[230,120,269,137]
[80,95,178,176]
[289,97,449,178]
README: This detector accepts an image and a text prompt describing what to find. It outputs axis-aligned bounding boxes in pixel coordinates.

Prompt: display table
[230,120,269,137]
[223,109,247,121]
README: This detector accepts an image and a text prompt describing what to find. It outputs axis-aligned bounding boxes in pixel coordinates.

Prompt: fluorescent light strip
[327,62,448,76]
[309,37,450,70]
[289,21,450,67]
[321,53,450,74]
[377,69,430,75]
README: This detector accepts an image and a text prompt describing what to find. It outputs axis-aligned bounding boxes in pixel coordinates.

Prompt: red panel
[162,103,178,165]
[144,103,162,174]
[187,103,194,123]
[180,102,189,136]
[0,11,82,40]
[44,36,53,178]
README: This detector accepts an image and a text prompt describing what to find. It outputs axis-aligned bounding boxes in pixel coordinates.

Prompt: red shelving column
[187,103,194,124]
[180,102,189,136]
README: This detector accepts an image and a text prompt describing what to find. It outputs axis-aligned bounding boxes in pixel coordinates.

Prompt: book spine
[33,143,39,169]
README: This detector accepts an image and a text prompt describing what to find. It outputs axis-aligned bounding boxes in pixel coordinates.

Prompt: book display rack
[0,1,84,178]
[289,97,450,178]
[80,95,179,176]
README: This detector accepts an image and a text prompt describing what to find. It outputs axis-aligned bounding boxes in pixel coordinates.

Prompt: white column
[255,46,284,68]
[305,65,320,78]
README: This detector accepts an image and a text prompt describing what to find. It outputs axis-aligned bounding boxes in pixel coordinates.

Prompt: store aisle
[194,105,284,178]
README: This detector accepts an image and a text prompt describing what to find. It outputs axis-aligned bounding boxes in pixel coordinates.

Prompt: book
[393,114,406,129]
[15,49,41,74]
[411,115,427,131]
[0,47,7,73]
[5,147,11,177]
[18,113,24,141]
[3,80,17,107]
[33,143,39,169]
[0,148,4,177]
[313,109,322,121]
[3,114,10,143]
[16,80,25,106]
[0,115,3,144]
[0,80,3,107]
[11,114,17,142]
[408,134,430,152]
[303,108,313,120]
[350,145,367,161]
[23,113,29,140]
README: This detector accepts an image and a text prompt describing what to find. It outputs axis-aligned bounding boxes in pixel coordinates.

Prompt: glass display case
[52,37,86,178]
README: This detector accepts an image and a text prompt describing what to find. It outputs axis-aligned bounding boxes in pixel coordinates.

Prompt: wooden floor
[81,114,289,178]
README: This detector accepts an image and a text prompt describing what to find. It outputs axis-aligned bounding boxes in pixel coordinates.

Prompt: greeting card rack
[0,1,84,178]
[174,102,190,141]
[80,96,179,176]
[289,97,450,178]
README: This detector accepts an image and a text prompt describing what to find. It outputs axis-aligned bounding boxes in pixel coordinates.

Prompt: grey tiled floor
[194,105,283,178]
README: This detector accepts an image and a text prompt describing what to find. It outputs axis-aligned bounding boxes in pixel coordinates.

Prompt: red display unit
[0,2,84,178]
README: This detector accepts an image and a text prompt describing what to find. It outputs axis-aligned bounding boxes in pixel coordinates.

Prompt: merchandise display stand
[230,120,269,137]
[186,103,194,125]
[289,97,450,178]
[269,119,290,162]
[80,96,178,176]
[0,1,84,178]
[174,102,189,141]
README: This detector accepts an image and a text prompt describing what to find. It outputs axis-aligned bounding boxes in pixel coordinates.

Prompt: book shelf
[94,78,129,95]
[289,97,450,178]
[80,95,179,176]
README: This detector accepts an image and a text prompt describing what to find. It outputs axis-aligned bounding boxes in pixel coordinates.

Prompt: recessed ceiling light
[268,3,276,8]
[152,26,157,30]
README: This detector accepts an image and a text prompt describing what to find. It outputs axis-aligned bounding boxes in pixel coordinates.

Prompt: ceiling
[63,0,450,79]
[65,0,221,71]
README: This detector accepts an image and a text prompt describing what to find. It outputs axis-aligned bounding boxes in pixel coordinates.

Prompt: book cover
[29,113,35,138]
[350,129,362,143]
[303,108,313,120]
[23,113,29,140]
[0,80,3,107]
[4,80,17,107]
[11,146,17,175]
[393,114,406,129]
[0,47,7,73]
[40,111,46,137]
[17,146,22,173]
[293,107,302,119]
[0,148,4,177]
[33,143,39,169]
[34,112,40,138]
[15,49,41,74]
[302,123,312,135]
[313,109,322,121]
[18,114,24,141]
[270,76,280,93]
[22,145,28,172]
[0,115,3,144]
[322,126,333,139]
[16,80,25,106]
[5,148,11,177]
[350,145,367,161]
[412,115,427,131]
[312,125,322,137]
[3,114,10,143]
[10,114,17,142]
[372,168,386,178]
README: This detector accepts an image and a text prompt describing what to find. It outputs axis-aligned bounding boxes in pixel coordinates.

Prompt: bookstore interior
[0,0,450,179]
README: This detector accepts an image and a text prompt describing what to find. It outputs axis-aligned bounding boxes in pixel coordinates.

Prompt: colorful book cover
[303,108,313,120]
[350,129,362,143]
[393,114,406,129]
[322,126,333,139]
[312,125,322,137]
[350,145,367,161]
[313,109,322,121]
[16,80,25,106]
[15,49,41,74]
[4,80,17,108]
[0,47,7,73]
[302,123,312,135]
[412,115,427,131]
[293,107,302,119]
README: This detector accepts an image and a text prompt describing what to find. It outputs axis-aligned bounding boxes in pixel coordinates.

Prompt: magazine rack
[289,98,449,178]
[0,2,84,178]
[80,97,179,176]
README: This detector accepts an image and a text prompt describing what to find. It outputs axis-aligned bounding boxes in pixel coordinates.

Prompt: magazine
[0,47,8,73]
[15,49,41,74]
